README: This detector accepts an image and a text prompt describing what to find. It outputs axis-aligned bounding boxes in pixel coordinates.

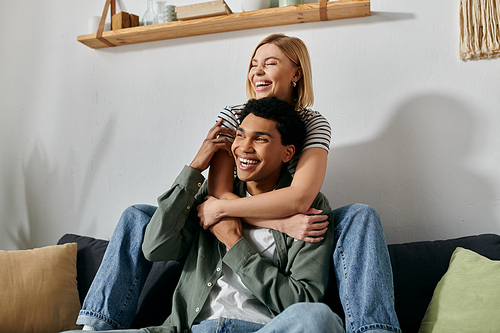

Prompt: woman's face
[248,43,302,105]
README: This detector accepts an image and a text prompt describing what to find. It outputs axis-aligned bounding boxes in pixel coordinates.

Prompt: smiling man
[139,97,343,333]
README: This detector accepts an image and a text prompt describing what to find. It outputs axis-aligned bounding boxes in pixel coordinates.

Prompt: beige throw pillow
[0,243,81,333]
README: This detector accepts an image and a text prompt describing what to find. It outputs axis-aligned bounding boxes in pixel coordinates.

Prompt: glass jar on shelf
[141,0,157,25]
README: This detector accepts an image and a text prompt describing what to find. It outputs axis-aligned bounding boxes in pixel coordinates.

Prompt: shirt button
[207,282,212,287]
[195,307,200,312]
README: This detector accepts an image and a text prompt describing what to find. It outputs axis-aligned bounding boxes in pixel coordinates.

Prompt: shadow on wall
[326,93,496,244]
[16,118,116,248]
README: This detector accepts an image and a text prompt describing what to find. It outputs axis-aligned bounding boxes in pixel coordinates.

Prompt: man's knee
[288,303,344,331]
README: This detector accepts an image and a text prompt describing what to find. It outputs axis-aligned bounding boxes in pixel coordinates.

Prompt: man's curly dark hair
[239,97,306,157]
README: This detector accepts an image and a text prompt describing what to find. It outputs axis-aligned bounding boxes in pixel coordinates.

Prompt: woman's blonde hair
[246,34,314,110]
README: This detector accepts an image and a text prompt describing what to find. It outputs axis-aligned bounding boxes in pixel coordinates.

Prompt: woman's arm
[207,149,329,243]
[208,149,237,199]
[204,147,328,225]
[243,208,329,243]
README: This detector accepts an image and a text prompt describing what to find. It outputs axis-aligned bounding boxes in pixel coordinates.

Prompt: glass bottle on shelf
[141,0,157,26]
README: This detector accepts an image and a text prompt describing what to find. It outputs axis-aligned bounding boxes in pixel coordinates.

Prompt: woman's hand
[197,195,222,229]
[278,208,329,243]
[189,119,234,173]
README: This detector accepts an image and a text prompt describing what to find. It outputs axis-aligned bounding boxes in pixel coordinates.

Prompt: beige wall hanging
[460,0,500,60]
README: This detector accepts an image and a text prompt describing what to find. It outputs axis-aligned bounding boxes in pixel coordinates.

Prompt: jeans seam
[116,250,143,323]
[79,309,125,329]
[337,241,356,333]
[355,323,402,333]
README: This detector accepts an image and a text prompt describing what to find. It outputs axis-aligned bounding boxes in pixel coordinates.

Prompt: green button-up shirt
[142,165,335,333]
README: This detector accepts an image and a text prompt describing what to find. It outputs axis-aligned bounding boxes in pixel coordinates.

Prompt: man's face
[232,113,294,195]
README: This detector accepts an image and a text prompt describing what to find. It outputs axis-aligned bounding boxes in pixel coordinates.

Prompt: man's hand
[197,195,223,229]
[278,208,329,243]
[189,119,235,173]
[209,217,243,249]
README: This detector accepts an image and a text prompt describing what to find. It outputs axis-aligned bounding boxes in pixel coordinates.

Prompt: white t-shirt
[196,225,277,325]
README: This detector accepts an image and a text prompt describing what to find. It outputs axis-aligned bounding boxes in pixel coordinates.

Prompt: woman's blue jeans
[75,204,401,333]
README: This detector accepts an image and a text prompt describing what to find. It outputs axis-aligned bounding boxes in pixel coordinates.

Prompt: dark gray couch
[58,233,500,333]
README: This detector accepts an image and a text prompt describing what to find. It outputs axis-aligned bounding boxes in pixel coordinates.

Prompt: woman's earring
[292,81,297,88]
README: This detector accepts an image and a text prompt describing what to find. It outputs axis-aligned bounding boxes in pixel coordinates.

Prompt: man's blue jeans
[190,303,344,333]
[75,204,401,333]
[67,303,342,333]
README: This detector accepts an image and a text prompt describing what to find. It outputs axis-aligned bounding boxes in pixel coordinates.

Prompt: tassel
[460,0,500,60]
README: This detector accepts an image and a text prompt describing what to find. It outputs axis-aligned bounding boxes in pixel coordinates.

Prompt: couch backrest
[59,233,500,332]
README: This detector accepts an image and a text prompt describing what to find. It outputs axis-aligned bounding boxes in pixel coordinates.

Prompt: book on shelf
[175,0,232,21]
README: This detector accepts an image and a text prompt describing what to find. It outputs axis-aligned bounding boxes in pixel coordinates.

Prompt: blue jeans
[67,303,341,333]
[77,205,156,330]
[190,303,343,333]
[76,204,400,333]
[332,204,400,333]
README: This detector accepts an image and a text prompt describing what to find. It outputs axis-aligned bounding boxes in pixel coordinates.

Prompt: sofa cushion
[388,233,500,333]
[0,243,81,333]
[419,247,500,332]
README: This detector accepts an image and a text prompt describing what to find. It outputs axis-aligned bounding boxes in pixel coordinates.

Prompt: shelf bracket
[97,0,116,47]
[319,0,328,20]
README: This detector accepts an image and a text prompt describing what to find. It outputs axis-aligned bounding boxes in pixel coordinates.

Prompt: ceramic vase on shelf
[156,1,177,23]
[279,0,303,6]
[241,0,271,11]
[142,0,157,26]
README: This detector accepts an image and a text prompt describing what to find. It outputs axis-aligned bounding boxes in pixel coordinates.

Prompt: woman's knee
[347,204,380,220]
[117,205,156,234]
[130,204,157,218]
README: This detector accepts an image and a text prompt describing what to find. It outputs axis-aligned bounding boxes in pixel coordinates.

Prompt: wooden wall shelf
[77,0,370,49]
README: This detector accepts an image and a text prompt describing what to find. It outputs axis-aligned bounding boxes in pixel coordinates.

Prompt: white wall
[1,0,499,250]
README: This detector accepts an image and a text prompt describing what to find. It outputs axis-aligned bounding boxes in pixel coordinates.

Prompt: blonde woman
[202,34,331,242]
[198,34,401,333]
